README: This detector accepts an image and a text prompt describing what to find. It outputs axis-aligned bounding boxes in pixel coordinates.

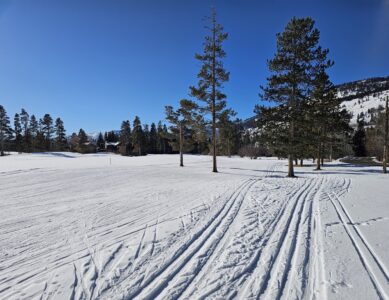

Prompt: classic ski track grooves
[327,178,389,300]
[244,178,320,299]
[126,179,257,300]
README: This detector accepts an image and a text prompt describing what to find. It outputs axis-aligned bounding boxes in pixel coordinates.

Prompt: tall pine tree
[0,105,12,156]
[96,132,105,151]
[54,118,67,151]
[41,114,54,150]
[132,116,144,156]
[14,113,22,153]
[165,99,198,167]
[77,128,88,153]
[119,120,132,155]
[190,9,230,173]
[149,123,158,154]
[218,109,237,157]
[29,115,39,152]
[20,109,31,152]
[352,118,367,157]
[260,17,329,177]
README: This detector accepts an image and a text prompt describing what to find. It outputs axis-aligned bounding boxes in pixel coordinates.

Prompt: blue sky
[1,0,389,133]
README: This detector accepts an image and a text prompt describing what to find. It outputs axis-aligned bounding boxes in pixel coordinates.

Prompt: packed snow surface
[1,153,389,299]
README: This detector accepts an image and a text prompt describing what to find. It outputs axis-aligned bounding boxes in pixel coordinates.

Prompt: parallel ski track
[238,177,321,299]
[309,178,328,300]
[177,161,293,299]
[327,178,389,300]
[115,178,257,300]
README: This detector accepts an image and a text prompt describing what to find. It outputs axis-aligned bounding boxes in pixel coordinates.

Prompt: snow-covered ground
[0,153,388,299]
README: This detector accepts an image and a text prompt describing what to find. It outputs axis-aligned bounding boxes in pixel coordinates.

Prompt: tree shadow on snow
[33,152,76,158]
[225,165,386,177]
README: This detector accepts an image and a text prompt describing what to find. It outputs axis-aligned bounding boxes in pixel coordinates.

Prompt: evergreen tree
[77,128,88,153]
[14,113,22,152]
[143,124,150,154]
[352,118,367,157]
[29,115,39,151]
[54,118,67,151]
[157,121,167,153]
[41,114,54,150]
[165,99,198,166]
[191,114,208,154]
[149,123,158,154]
[96,132,105,151]
[310,62,335,169]
[106,131,119,143]
[132,116,144,156]
[119,120,132,155]
[259,17,328,177]
[190,9,230,173]
[163,124,172,153]
[218,109,238,157]
[20,109,31,152]
[0,105,12,156]
[34,119,47,151]
[69,132,79,152]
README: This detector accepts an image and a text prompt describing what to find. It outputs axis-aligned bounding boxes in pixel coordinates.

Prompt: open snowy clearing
[0,153,388,299]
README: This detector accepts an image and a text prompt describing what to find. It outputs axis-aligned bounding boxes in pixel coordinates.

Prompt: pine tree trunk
[287,118,295,177]
[329,141,333,162]
[300,159,303,166]
[316,140,321,170]
[383,96,388,174]
[287,83,296,177]
[211,20,217,173]
[321,156,324,166]
[212,108,217,172]
[288,154,294,177]
[179,123,184,167]
[0,137,4,156]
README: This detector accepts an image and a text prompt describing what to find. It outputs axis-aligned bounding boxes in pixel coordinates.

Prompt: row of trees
[116,113,245,158]
[115,117,173,156]
[0,101,247,158]
[0,106,67,156]
[164,14,353,176]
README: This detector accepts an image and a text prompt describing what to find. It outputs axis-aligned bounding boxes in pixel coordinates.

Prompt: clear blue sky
[1,0,388,133]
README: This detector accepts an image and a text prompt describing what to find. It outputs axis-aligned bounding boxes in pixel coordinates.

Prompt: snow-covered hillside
[1,153,388,299]
[337,76,389,127]
[340,89,389,126]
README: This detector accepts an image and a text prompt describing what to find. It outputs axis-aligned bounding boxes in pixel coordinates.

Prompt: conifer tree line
[0,106,67,156]
[105,117,174,156]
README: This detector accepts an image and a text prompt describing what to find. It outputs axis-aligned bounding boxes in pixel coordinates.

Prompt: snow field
[0,153,388,299]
